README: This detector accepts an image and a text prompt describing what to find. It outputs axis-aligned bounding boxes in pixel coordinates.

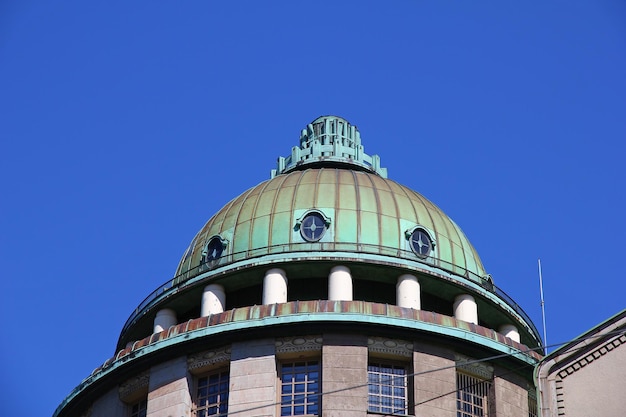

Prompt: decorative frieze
[555,378,565,416]
[557,334,626,380]
[455,354,493,380]
[368,337,413,358]
[275,336,322,354]
[188,345,231,372]
[118,371,149,401]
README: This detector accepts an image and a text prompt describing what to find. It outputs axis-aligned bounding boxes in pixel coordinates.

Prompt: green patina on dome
[175,116,487,283]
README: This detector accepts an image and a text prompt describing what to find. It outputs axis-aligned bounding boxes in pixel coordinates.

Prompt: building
[535,309,626,417]
[54,116,544,417]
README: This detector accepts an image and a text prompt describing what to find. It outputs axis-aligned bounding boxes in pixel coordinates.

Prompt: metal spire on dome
[271,116,388,178]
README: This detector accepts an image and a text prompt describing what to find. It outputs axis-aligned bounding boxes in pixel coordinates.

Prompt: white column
[453,294,478,324]
[396,274,421,309]
[328,265,353,301]
[262,268,287,304]
[154,308,177,333]
[201,284,226,316]
[498,324,520,343]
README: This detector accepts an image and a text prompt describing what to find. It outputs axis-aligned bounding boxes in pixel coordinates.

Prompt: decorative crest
[271,116,387,178]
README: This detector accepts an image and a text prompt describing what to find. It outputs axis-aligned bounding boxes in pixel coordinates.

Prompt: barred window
[368,362,409,415]
[280,360,320,416]
[528,388,538,417]
[129,398,147,417]
[195,369,229,417]
[456,371,491,417]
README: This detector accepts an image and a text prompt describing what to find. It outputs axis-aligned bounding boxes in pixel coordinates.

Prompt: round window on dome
[409,228,433,258]
[202,236,225,268]
[300,212,328,242]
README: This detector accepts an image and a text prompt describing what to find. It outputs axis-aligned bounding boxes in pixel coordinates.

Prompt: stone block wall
[147,356,192,417]
[229,338,278,417]
[322,333,368,417]
[412,341,457,417]
[79,332,535,417]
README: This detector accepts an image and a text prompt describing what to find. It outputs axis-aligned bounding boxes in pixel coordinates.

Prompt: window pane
[280,360,320,416]
[456,371,491,417]
[367,362,408,416]
[194,370,229,417]
[129,398,147,417]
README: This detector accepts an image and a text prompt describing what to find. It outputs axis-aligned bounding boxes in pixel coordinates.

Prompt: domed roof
[118,115,543,355]
[175,166,487,284]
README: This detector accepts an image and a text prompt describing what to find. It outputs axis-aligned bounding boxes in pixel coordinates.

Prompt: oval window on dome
[202,236,225,268]
[300,212,328,242]
[409,228,433,259]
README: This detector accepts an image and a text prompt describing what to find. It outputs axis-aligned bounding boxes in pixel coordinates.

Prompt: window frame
[128,397,147,417]
[278,359,321,417]
[528,387,538,417]
[297,210,330,243]
[367,360,413,416]
[455,370,493,417]
[404,225,436,260]
[193,368,230,417]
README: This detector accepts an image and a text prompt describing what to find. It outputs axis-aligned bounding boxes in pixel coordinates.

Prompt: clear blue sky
[1,2,625,416]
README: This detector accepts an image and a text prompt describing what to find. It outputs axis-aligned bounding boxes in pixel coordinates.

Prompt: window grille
[368,362,409,415]
[129,398,147,417]
[528,388,538,417]
[456,371,491,417]
[194,370,229,417]
[280,360,320,416]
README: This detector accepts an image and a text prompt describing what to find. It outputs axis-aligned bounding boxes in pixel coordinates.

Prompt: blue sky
[1,2,625,416]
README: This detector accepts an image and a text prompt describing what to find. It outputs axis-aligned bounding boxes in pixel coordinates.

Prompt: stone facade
[89,387,125,417]
[322,334,368,417]
[71,331,535,417]
[492,370,530,417]
[147,357,192,417]
[229,339,277,417]
[412,342,457,417]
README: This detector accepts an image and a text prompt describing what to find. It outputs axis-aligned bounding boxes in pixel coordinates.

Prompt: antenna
[538,258,548,353]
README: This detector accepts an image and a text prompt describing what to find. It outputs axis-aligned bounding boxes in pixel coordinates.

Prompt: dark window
[300,212,327,242]
[528,388,538,417]
[129,398,147,417]
[195,370,229,417]
[202,236,225,268]
[408,228,432,258]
